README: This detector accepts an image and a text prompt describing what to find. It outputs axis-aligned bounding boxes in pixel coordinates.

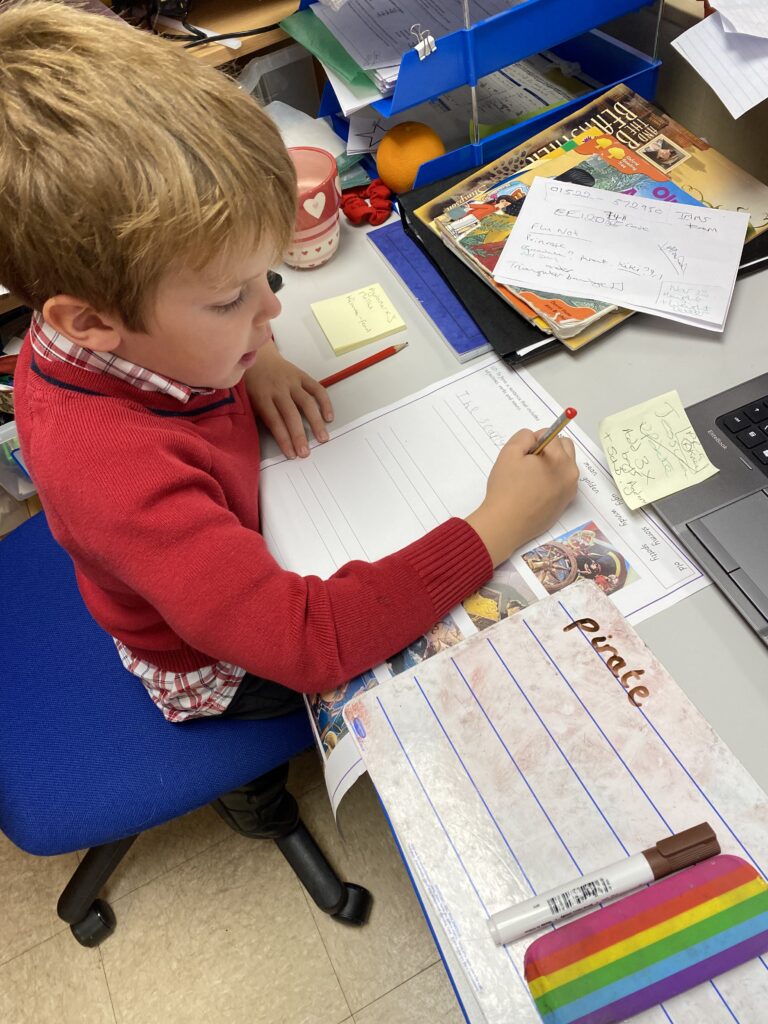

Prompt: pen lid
[643,822,720,880]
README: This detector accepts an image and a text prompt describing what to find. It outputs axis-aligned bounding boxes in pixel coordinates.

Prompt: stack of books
[411,85,768,352]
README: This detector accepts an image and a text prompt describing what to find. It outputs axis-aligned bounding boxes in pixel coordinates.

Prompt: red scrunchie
[341,178,393,226]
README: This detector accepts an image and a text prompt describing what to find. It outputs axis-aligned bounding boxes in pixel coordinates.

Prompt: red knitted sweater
[14,341,492,692]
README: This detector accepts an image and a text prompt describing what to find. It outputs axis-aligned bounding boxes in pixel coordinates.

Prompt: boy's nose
[257,288,282,323]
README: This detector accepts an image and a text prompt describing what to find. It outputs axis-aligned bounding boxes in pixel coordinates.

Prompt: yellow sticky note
[311,284,405,356]
[599,390,718,510]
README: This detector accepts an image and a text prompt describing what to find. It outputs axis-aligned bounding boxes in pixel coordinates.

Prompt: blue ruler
[368,219,491,363]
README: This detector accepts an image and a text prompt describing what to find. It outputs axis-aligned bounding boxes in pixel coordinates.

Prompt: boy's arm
[57,437,492,693]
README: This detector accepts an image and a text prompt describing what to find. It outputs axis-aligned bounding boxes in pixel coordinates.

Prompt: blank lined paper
[673,12,768,118]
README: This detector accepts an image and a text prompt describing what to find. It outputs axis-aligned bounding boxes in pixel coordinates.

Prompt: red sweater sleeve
[46,423,492,691]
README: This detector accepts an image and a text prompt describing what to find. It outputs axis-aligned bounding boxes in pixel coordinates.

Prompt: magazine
[415,84,768,346]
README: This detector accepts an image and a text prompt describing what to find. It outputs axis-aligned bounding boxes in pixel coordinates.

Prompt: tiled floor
[0,750,465,1024]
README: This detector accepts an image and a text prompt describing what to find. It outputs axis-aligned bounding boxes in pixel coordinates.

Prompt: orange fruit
[376,122,446,194]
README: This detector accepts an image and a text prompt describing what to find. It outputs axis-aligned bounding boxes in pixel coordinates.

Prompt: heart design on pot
[302,192,326,219]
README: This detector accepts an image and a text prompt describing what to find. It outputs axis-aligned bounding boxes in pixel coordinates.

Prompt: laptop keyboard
[718,396,768,469]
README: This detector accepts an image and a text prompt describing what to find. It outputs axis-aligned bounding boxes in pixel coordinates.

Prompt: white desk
[270,216,768,794]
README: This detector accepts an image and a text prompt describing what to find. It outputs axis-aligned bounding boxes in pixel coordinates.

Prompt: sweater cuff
[399,517,493,621]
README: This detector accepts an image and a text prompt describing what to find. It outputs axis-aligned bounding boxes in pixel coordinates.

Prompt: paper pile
[283,0,528,113]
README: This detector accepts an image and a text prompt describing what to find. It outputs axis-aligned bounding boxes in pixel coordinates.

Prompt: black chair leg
[211,765,372,926]
[57,835,137,947]
[276,823,372,924]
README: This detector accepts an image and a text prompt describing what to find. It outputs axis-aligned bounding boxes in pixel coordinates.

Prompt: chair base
[57,836,137,947]
[56,767,372,946]
[212,766,373,925]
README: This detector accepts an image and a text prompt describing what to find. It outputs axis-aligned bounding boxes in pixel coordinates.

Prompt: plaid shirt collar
[30,314,213,404]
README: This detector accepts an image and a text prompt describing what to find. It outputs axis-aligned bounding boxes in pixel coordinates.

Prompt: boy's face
[112,246,282,390]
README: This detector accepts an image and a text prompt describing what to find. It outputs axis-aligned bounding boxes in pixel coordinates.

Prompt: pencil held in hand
[531,408,577,455]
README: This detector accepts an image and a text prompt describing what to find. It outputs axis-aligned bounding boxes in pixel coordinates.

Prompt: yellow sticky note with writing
[311,283,405,356]
[599,390,718,510]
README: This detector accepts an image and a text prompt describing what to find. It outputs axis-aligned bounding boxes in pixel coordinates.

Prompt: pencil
[531,407,577,455]
[318,342,407,389]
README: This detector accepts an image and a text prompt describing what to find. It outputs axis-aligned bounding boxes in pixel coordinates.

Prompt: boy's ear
[42,295,123,353]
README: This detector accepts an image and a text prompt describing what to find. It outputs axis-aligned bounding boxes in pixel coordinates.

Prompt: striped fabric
[524,855,768,1024]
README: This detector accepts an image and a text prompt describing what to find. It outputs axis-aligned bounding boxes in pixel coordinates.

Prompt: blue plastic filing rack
[301,0,657,115]
[319,28,660,188]
[412,30,659,187]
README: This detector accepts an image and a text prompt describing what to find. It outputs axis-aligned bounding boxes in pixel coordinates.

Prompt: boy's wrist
[465,503,522,567]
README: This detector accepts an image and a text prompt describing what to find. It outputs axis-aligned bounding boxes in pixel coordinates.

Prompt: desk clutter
[410,85,768,351]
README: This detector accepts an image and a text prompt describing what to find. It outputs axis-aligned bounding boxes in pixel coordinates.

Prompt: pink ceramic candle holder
[285,147,342,270]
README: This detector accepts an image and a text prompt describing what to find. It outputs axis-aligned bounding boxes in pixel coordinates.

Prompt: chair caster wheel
[332,883,372,926]
[70,899,116,947]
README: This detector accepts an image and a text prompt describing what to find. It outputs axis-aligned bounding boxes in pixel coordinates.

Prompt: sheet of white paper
[672,12,768,118]
[343,581,768,1024]
[494,177,749,331]
[312,0,523,70]
[321,61,382,116]
[260,355,709,811]
[264,101,346,159]
[716,0,768,39]
[0,285,8,297]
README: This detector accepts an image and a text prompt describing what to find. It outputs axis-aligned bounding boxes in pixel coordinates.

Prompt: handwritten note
[494,177,749,330]
[311,283,405,355]
[599,390,718,510]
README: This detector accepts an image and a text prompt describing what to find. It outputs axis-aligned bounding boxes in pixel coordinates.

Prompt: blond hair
[0,0,297,330]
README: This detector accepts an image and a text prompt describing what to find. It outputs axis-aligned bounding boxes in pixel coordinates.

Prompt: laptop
[652,375,768,644]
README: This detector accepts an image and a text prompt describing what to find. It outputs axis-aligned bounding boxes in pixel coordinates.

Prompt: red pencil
[318,341,408,389]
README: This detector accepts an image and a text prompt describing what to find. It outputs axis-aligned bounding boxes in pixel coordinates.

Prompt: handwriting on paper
[311,283,405,355]
[599,390,718,510]
[493,178,749,331]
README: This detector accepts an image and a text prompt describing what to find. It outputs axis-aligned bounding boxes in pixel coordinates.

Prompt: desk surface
[271,216,768,794]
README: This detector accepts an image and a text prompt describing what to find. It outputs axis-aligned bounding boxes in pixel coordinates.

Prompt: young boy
[1,1,578,726]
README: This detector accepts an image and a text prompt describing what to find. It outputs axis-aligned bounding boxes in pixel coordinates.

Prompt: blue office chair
[0,513,371,945]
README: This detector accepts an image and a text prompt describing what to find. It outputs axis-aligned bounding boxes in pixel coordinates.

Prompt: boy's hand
[466,427,579,566]
[244,342,334,459]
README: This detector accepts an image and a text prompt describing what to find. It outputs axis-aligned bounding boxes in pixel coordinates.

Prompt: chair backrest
[0,514,313,855]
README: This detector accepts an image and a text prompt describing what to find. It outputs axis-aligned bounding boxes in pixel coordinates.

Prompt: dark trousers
[219,672,305,720]
[211,673,308,837]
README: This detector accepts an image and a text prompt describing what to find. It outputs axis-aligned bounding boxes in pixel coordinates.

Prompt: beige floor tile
[298,775,439,1013]
[102,805,230,901]
[353,962,464,1024]
[0,929,115,1024]
[0,833,79,966]
[100,832,350,1024]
